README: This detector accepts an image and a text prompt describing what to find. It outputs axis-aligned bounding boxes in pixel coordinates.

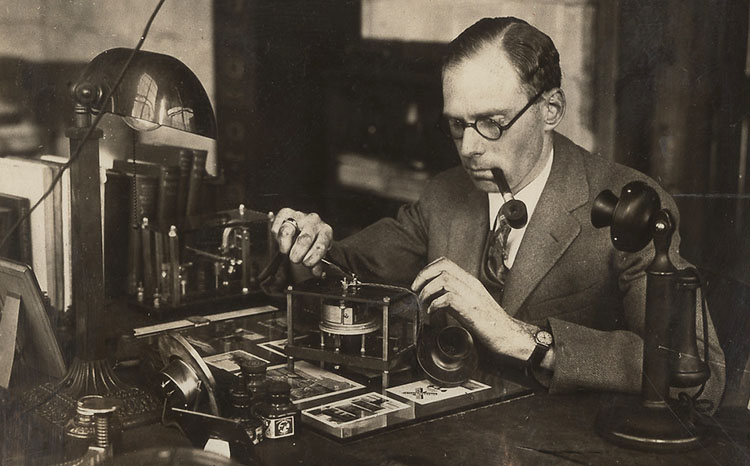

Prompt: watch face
[536,330,553,346]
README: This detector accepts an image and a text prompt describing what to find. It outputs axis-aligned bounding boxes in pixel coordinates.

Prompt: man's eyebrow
[443,109,510,120]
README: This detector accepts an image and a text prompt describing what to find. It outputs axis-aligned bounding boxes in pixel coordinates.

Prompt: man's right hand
[271,208,333,276]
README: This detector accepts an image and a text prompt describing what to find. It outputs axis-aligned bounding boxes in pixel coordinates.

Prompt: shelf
[335,152,432,203]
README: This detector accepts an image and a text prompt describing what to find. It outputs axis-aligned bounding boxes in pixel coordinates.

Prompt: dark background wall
[213,0,749,283]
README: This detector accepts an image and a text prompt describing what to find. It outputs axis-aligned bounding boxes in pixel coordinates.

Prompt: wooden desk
[5,299,748,465]
[119,390,750,466]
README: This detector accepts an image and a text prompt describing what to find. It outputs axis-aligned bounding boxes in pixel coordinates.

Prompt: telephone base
[596,394,711,452]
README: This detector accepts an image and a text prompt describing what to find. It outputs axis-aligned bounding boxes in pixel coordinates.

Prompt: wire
[0,0,167,252]
[689,267,712,408]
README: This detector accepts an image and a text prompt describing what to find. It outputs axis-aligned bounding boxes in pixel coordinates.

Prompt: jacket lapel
[502,134,590,316]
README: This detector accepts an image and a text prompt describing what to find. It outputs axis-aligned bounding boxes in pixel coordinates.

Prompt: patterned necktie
[485,212,512,288]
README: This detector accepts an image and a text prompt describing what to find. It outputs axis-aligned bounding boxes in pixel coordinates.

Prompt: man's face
[442,46,548,193]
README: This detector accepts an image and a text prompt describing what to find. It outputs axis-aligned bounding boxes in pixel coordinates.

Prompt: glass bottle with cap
[255,380,299,439]
[242,359,268,414]
[230,363,264,444]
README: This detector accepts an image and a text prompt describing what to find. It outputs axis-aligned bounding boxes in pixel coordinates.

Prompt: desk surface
[120,390,750,466]
[5,299,749,466]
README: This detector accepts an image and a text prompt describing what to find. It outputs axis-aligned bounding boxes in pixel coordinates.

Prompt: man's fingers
[411,257,463,292]
[411,257,446,292]
[290,223,332,265]
[418,272,450,305]
[272,208,302,254]
[289,230,314,263]
[427,291,452,315]
[303,225,333,267]
[273,209,334,269]
[277,222,299,254]
[271,208,298,236]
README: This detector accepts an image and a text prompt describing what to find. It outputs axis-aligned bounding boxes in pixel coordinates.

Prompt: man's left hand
[410,256,539,362]
[411,257,506,329]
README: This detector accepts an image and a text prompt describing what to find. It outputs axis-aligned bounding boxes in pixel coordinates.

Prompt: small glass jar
[242,359,268,413]
[255,381,299,439]
[230,363,264,444]
[229,369,252,422]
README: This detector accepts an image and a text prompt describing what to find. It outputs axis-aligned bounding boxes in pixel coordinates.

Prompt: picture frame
[0,257,66,388]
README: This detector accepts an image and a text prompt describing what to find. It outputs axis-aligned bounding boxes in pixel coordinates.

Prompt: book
[0,193,32,265]
[0,156,70,311]
[186,150,207,217]
[128,173,158,294]
[103,170,131,298]
[176,149,194,224]
[156,165,180,231]
[112,158,162,179]
[133,172,159,223]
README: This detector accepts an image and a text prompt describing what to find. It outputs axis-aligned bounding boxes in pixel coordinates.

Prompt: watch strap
[528,329,553,368]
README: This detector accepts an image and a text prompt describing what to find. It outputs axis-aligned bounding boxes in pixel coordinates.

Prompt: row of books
[110,144,209,299]
[112,144,209,233]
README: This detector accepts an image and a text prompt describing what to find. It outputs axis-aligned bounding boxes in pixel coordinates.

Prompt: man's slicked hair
[443,17,562,98]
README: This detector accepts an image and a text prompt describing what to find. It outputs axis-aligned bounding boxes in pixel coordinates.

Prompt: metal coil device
[284,275,418,389]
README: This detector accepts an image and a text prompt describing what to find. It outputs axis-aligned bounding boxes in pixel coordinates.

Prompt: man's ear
[542,88,566,129]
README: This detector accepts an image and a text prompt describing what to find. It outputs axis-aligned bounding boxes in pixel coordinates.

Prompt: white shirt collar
[487,148,554,268]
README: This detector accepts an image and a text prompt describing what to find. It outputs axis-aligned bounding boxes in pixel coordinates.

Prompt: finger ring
[282,217,299,232]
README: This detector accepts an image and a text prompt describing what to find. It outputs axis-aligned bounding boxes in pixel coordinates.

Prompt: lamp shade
[73,48,216,139]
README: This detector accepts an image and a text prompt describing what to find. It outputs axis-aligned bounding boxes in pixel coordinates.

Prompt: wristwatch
[528,328,554,368]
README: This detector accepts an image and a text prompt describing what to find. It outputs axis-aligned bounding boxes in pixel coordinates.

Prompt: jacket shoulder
[421,165,475,204]
[555,133,672,202]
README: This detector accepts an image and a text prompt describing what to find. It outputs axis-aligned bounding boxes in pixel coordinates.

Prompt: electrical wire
[0,0,167,252]
[687,267,713,410]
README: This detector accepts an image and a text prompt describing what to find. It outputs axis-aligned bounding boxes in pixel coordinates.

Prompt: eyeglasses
[438,90,545,141]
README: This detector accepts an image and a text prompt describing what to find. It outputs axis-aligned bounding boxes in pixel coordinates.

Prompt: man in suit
[271,17,725,405]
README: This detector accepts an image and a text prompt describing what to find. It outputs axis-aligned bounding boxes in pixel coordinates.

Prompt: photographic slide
[303,392,409,428]
[386,379,491,405]
[267,361,364,404]
[203,349,269,374]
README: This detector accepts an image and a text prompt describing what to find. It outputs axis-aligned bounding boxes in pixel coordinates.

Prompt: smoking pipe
[491,168,528,229]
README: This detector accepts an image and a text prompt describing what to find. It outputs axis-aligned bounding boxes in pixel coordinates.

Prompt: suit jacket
[329,132,725,406]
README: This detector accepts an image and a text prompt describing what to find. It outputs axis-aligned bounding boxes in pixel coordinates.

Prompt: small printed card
[256,316,288,332]
[267,361,364,404]
[203,349,269,374]
[385,379,491,405]
[302,392,409,428]
[235,328,268,342]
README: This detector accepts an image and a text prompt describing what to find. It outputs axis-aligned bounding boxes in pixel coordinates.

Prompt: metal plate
[158,332,219,415]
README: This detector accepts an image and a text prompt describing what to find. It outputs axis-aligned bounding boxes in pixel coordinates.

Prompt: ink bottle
[229,368,252,422]
[255,380,299,439]
[242,359,268,412]
[231,362,264,444]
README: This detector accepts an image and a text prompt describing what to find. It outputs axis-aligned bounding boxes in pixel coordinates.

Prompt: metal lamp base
[595,395,710,452]
[19,357,160,431]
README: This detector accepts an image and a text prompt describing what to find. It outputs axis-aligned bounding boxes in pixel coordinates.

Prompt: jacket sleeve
[327,200,429,287]
[544,191,726,411]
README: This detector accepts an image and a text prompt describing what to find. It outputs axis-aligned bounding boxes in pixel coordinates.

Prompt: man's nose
[458,125,484,158]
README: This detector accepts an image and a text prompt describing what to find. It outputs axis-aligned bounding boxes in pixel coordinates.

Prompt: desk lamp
[27,48,216,428]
